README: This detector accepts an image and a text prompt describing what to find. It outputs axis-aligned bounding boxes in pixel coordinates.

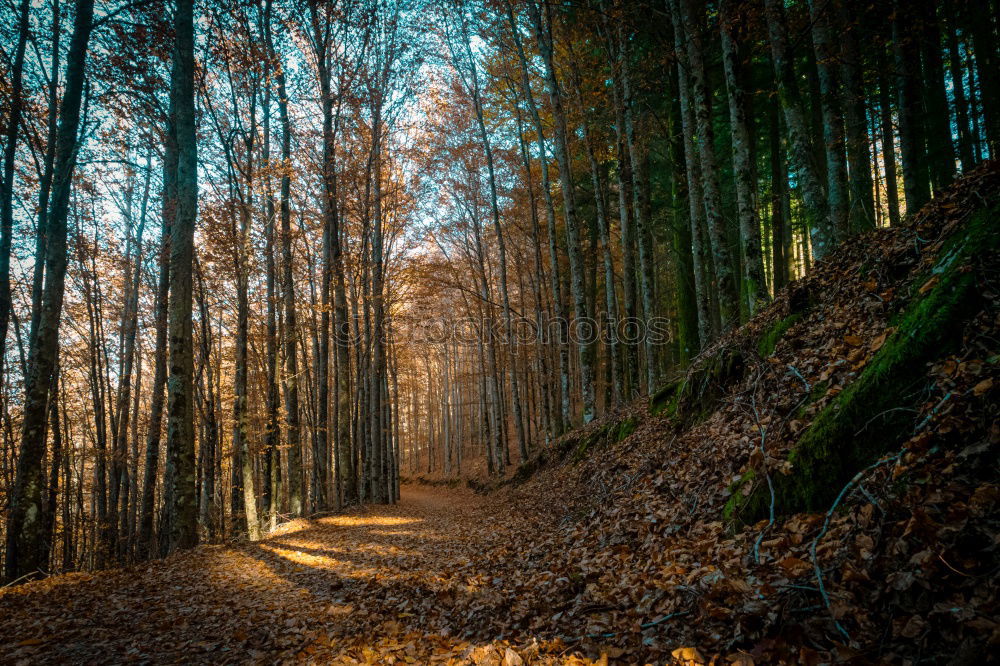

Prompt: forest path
[0,485,545,664]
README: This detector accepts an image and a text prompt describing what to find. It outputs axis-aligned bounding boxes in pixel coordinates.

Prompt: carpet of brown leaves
[0,487,570,664]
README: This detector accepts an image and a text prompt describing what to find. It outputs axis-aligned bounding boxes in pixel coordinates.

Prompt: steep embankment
[480,162,1000,663]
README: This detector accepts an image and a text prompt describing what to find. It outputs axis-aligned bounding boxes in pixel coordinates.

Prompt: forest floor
[0,485,577,665]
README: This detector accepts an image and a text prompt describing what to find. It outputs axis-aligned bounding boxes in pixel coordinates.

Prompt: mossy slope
[733,205,997,519]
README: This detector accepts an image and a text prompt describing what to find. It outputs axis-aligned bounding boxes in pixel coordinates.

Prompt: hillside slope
[483,162,1000,663]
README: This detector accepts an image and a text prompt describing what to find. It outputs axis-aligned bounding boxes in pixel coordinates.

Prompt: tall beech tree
[162,0,198,554]
[4,0,97,582]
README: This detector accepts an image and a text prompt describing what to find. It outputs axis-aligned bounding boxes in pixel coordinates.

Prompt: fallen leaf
[777,556,811,576]
[672,646,706,664]
[503,647,524,666]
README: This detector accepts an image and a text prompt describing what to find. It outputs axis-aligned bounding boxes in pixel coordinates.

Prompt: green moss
[793,380,830,420]
[572,431,597,462]
[665,347,745,427]
[650,380,683,416]
[729,205,998,522]
[722,469,757,521]
[565,415,638,463]
[649,347,747,429]
[616,417,637,441]
[757,313,803,358]
[510,453,546,485]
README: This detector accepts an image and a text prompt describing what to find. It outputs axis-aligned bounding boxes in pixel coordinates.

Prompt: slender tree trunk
[260,28,281,528]
[769,102,788,292]
[369,99,388,499]
[138,157,173,560]
[266,20,299,518]
[458,15,528,460]
[126,348,142,556]
[601,12,640,395]
[232,248,259,540]
[4,0,96,583]
[163,0,199,554]
[512,102,553,442]
[614,17,658,391]
[672,0,740,330]
[763,0,832,260]
[29,0,61,351]
[838,2,876,231]
[528,0,596,423]
[918,0,955,191]
[506,0,570,433]
[317,126,333,513]
[195,267,217,539]
[112,156,150,556]
[720,0,769,315]
[944,1,975,171]
[808,0,850,244]
[40,366,61,571]
[875,47,902,227]
[671,30,712,347]
[569,60,622,406]
[0,0,31,381]
[667,92,700,363]
[81,244,109,565]
[893,0,931,215]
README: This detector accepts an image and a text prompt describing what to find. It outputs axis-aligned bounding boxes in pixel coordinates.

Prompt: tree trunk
[838,2,876,231]
[569,58,622,406]
[512,101,553,441]
[673,0,740,330]
[195,267,217,539]
[763,0,832,260]
[875,46,902,227]
[163,0,199,554]
[138,150,173,561]
[808,0,850,245]
[528,0,597,423]
[112,155,150,557]
[893,0,931,215]
[506,0,570,433]
[40,366,61,571]
[4,0,96,583]
[259,19,281,528]
[720,0,769,315]
[458,13,528,461]
[944,0,976,171]
[29,0,61,350]
[918,0,955,191]
[769,101,788,292]
[0,0,31,382]
[266,18,299,517]
[671,28,712,348]
[601,10,641,396]
[615,17,658,392]
[667,92,700,364]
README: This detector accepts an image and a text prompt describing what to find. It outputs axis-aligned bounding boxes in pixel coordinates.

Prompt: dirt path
[0,486,560,665]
